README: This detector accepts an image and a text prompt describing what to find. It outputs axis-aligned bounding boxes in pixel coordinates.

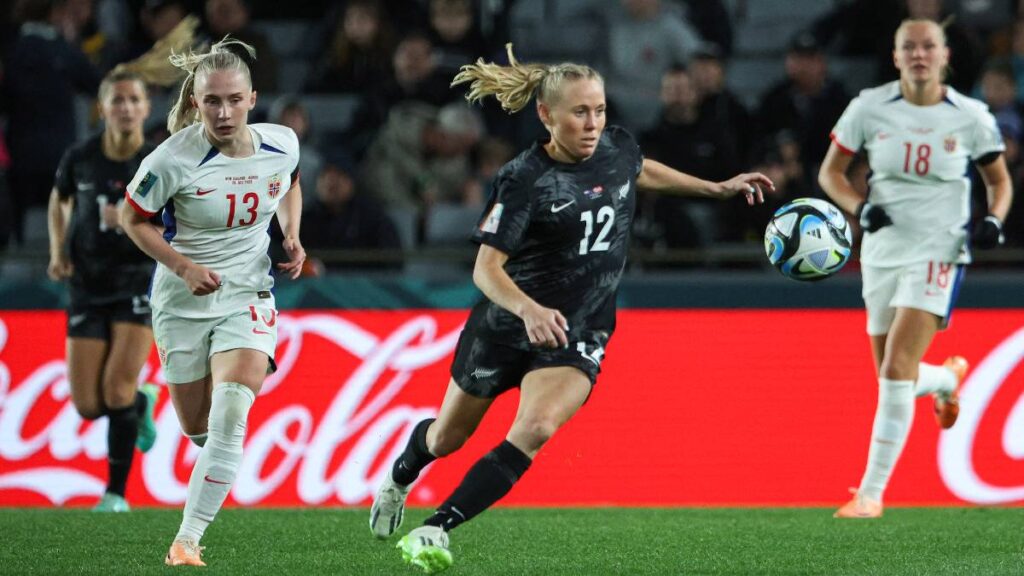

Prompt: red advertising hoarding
[1,310,1022,507]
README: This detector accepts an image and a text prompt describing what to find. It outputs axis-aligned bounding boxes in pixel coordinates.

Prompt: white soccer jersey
[126,123,300,318]
[830,81,1004,266]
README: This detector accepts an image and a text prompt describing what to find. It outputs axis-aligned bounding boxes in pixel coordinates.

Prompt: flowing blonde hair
[166,35,257,133]
[451,43,602,113]
[100,15,201,101]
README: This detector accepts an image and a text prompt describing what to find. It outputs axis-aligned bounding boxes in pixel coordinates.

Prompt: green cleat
[397,526,453,574]
[136,383,160,453]
[93,492,130,512]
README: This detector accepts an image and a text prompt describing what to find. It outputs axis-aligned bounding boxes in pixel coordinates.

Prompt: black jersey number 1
[579,206,614,255]
[226,192,259,228]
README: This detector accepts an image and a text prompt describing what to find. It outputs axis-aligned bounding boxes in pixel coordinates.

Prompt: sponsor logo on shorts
[257,290,272,299]
[203,475,230,485]
[253,327,271,335]
[196,187,216,196]
[68,314,87,327]
[551,200,576,213]
[470,367,499,379]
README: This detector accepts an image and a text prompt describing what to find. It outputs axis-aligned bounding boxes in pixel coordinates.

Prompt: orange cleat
[165,539,206,567]
[934,356,969,429]
[833,488,883,519]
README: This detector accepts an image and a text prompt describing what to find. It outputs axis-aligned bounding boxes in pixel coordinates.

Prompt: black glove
[857,202,893,233]
[973,215,1005,249]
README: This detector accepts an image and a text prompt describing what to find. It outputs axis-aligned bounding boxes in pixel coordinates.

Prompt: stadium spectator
[462,135,515,208]
[300,150,401,271]
[679,0,734,58]
[369,44,771,573]
[344,31,456,159]
[269,96,324,205]
[602,0,703,132]
[690,44,752,165]
[427,0,490,77]
[361,100,483,209]
[639,65,740,249]
[757,32,849,194]
[120,37,305,567]
[819,19,1013,519]
[2,0,103,246]
[130,0,189,59]
[202,0,278,91]
[306,0,394,94]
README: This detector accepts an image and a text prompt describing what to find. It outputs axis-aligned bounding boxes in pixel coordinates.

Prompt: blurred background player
[819,18,1013,518]
[45,16,199,512]
[120,36,305,566]
[370,44,772,573]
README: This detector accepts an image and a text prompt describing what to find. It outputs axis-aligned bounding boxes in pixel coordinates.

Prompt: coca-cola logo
[0,314,461,506]
[938,326,1024,504]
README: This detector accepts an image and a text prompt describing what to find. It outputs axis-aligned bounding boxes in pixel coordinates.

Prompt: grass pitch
[1,507,1021,575]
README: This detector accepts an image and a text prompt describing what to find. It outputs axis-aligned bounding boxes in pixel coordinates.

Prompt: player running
[121,37,305,566]
[370,44,773,573]
[819,18,1013,518]
[46,18,199,512]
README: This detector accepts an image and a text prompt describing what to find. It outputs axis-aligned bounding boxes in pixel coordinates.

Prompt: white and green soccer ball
[764,197,853,281]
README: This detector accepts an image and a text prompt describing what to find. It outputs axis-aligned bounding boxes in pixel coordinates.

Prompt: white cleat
[370,472,411,538]
[397,525,453,573]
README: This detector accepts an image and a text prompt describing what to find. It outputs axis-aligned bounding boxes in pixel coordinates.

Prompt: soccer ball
[764,198,852,281]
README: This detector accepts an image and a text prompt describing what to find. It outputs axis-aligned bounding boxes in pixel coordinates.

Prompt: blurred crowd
[0,0,1022,275]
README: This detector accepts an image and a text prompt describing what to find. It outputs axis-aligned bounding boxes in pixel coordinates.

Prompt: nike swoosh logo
[196,187,216,196]
[551,200,576,213]
[252,327,270,335]
[204,475,230,485]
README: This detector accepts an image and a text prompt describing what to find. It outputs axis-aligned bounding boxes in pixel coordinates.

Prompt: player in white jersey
[819,19,1013,519]
[120,38,305,566]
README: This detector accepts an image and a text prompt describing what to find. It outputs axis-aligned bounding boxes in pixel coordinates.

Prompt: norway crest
[944,135,957,153]
[267,174,282,198]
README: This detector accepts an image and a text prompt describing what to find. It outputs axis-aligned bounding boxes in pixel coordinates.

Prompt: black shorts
[450,327,610,399]
[67,294,152,340]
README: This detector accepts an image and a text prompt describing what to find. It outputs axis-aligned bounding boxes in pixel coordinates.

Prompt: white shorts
[862,261,966,336]
[153,304,278,384]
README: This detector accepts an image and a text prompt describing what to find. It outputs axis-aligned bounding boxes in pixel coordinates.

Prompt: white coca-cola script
[0,314,461,505]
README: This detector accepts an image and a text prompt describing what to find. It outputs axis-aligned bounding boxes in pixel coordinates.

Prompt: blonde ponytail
[166,36,257,134]
[452,44,602,113]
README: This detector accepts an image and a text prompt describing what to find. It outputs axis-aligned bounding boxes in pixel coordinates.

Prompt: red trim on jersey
[124,191,157,217]
[830,133,856,156]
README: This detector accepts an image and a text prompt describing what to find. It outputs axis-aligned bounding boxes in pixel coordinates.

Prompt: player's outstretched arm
[275,178,306,279]
[472,244,568,349]
[636,158,771,204]
[120,202,221,295]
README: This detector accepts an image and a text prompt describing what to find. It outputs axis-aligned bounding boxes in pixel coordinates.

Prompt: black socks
[392,418,437,486]
[424,440,532,532]
[104,392,146,497]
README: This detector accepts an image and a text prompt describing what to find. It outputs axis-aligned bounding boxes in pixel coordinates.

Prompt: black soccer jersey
[54,134,158,305]
[469,125,643,349]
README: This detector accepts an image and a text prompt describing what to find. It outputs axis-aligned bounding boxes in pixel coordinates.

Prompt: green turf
[1,507,1021,575]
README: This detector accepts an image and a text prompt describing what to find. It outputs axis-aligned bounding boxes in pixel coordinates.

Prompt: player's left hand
[718,173,774,205]
[973,214,1005,249]
[278,236,306,279]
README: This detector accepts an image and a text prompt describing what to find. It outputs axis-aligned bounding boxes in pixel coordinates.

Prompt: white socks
[914,362,957,398]
[176,383,255,543]
[859,378,915,502]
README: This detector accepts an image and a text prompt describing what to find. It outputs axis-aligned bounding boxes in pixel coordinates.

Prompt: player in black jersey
[47,69,162,512]
[373,45,774,573]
